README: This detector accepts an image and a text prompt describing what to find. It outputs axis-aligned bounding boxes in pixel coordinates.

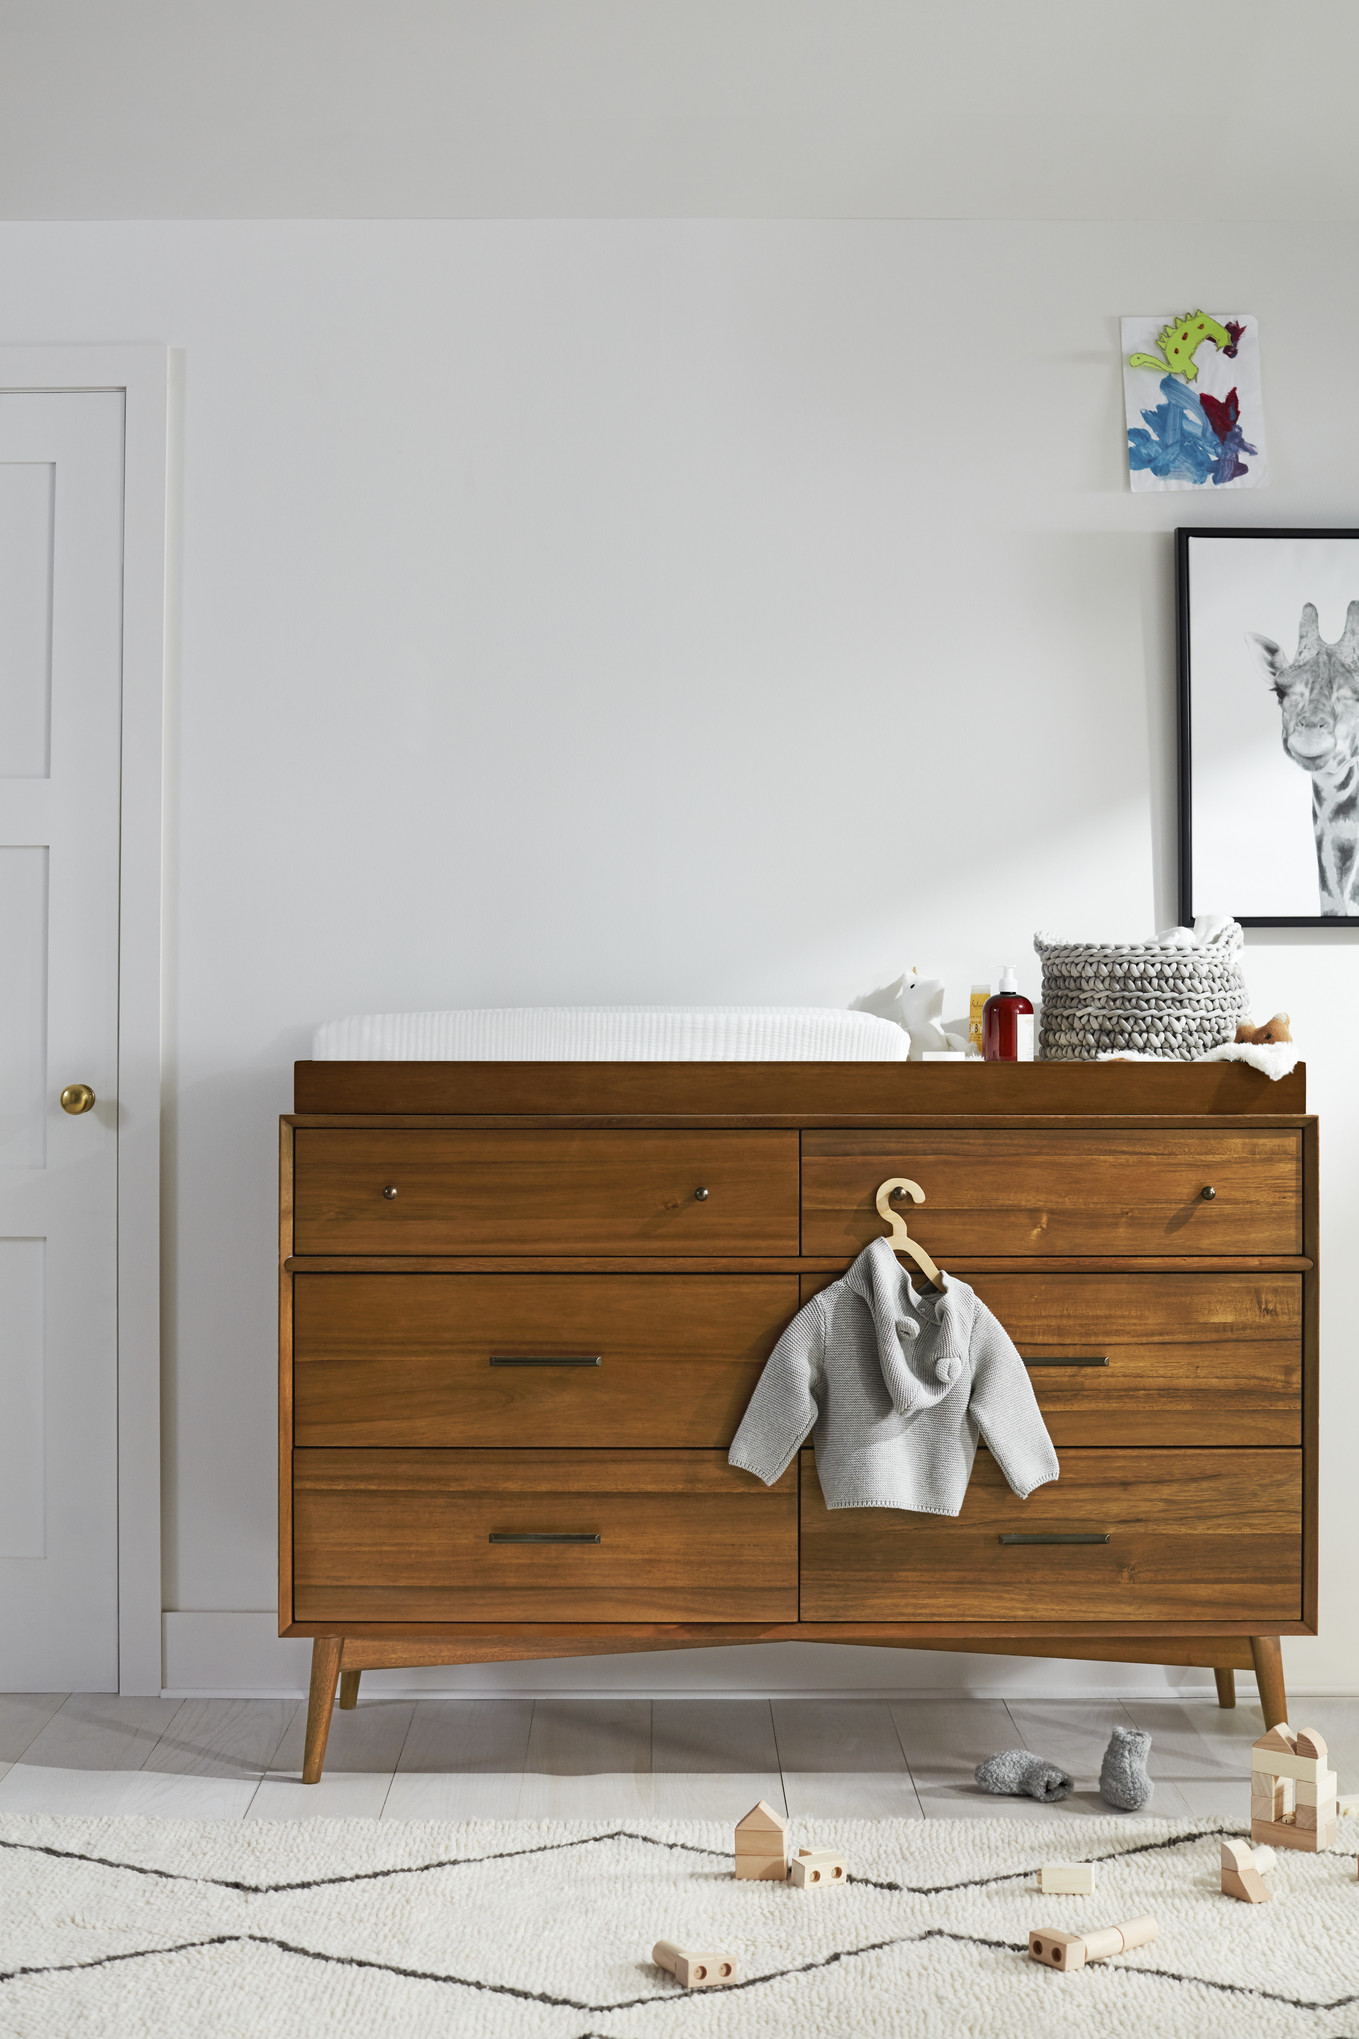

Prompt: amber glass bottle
[982,966,1035,1061]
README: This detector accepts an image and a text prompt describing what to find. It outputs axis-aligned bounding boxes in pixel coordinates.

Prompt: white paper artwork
[1122,313,1267,492]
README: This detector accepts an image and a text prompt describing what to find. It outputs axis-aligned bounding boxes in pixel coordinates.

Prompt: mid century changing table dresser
[280,1059,1315,1780]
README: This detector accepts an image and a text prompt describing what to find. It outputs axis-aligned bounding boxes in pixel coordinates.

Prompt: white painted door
[0,393,124,1688]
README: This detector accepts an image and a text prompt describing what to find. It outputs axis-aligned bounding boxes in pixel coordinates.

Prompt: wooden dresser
[281,1060,1316,1781]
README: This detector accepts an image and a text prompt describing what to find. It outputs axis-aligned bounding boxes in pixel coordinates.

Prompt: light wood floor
[0,1691,1353,1822]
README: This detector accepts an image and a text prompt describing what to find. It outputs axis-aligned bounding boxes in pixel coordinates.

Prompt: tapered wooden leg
[303,1637,343,1783]
[338,1669,361,1710]
[1214,1667,1236,1709]
[1249,1636,1287,1728]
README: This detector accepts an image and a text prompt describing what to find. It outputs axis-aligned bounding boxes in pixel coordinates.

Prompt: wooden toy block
[1295,1729,1328,1763]
[1251,1815,1336,1853]
[1028,1917,1157,1973]
[789,1848,847,1888]
[1252,1777,1288,1821]
[1038,1864,1096,1894]
[1295,1770,1338,1806]
[1296,1800,1338,1832]
[735,1800,786,1836]
[1338,1794,1359,1817]
[733,1799,788,1879]
[1251,1745,1324,1785]
[1221,1839,1271,1903]
[652,1941,740,1989]
[1254,1724,1297,1755]
[1252,1845,1277,1873]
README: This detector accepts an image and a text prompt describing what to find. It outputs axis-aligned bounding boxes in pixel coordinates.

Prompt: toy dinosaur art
[1128,311,1235,382]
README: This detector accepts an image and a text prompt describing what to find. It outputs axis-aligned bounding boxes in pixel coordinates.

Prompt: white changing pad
[311,1006,910,1061]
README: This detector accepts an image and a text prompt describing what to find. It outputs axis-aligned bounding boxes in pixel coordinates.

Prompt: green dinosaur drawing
[1128,311,1232,382]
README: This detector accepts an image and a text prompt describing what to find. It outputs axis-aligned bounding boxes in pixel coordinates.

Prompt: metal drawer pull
[489,1355,602,1368]
[1022,1356,1109,1368]
[488,1532,601,1544]
[999,1532,1110,1546]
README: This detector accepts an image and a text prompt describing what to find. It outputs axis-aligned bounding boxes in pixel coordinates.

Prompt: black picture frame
[1177,524,1359,928]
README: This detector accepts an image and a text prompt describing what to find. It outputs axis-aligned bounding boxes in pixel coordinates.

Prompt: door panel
[0,393,123,1687]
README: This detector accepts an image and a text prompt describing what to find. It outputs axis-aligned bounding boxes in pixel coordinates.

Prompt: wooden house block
[1254,1724,1297,1755]
[1252,1777,1288,1821]
[1296,1801,1338,1833]
[734,1799,788,1879]
[1039,1863,1096,1894]
[652,1941,739,1989]
[789,1848,847,1888]
[1295,1729,1328,1763]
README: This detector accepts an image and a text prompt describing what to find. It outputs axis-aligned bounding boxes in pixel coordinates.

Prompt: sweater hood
[844,1237,976,1417]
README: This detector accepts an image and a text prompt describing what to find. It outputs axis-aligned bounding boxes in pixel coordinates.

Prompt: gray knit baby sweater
[728,1238,1059,1513]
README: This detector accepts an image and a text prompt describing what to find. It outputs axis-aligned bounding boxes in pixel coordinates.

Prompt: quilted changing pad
[311,1006,909,1061]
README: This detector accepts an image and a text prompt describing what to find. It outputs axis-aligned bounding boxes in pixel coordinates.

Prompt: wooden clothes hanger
[874,1177,943,1287]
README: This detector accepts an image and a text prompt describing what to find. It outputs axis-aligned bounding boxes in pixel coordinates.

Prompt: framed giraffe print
[1178,527,1359,925]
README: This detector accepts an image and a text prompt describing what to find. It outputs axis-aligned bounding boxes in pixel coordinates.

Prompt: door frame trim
[0,347,171,1694]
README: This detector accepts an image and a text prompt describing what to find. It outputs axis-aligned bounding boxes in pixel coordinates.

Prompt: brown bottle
[982,966,1035,1062]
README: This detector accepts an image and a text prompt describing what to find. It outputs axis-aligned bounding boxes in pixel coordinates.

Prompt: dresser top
[292,1059,1306,1119]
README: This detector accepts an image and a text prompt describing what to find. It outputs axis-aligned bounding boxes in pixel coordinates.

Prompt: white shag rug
[1,1814,1356,2037]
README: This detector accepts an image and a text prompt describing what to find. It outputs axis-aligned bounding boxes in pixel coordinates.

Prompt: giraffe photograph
[1179,528,1359,925]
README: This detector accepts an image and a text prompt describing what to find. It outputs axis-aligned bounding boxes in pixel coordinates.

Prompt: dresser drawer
[798,1269,1303,1446]
[799,1447,1302,1622]
[801,1128,1302,1257]
[292,1130,799,1255]
[292,1273,798,1447]
[292,1450,797,1622]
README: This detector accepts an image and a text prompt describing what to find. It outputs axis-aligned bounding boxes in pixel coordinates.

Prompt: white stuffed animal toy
[852,971,968,1061]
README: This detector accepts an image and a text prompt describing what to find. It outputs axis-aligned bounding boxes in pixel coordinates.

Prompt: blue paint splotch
[1127,374,1257,486]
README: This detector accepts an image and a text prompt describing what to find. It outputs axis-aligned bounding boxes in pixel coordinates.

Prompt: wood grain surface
[799,1448,1302,1623]
[797,1269,1302,1445]
[292,1272,797,1447]
[292,1129,799,1255]
[292,1450,797,1623]
[294,1060,1307,1118]
[801,1128,1302,1257]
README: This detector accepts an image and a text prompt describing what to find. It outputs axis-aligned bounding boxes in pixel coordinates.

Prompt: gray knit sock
[1099,1726,1153,1810]
[974,1748,1073,1802]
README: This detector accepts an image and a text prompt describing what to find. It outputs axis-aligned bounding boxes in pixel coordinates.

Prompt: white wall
[5,1,1359,221]
[2,219,1354,1696]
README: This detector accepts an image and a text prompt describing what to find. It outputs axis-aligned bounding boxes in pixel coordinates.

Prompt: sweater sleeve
[967,1299,1060,1499]
[727,1294,825,1486]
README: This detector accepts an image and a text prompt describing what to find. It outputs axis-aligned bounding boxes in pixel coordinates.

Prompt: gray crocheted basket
[1033,926,1249,1061]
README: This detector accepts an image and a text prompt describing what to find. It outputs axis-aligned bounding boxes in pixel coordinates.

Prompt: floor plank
[651,1699,784,1820]
[516,1699,653,1819]
[110,1699,299,1819]
[0,1695,185,1812]
[0,1693,68,1764]
[250,1699,416,1820]
[383,1699,534,1820]
[772,1700,922,1819]
[889,1696,1030,1818]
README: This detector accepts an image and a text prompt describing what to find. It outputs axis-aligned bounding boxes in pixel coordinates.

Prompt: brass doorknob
[60,1084,96,1115]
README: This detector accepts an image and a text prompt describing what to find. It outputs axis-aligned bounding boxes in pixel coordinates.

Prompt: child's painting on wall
[1122,313,1267,492]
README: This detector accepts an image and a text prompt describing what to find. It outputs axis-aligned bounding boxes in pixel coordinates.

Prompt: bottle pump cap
[999,965,1019,993]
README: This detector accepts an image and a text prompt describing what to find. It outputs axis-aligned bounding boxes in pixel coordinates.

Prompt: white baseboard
[163,1612,1242,1701]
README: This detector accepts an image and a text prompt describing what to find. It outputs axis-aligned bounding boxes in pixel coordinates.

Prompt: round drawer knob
[1200,1185,1216,1201]
[694,1187,710,1201]
[382,1185,399,1199]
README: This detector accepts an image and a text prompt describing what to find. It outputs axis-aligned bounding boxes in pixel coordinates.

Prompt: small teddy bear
[1235,1012,1292,1045]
